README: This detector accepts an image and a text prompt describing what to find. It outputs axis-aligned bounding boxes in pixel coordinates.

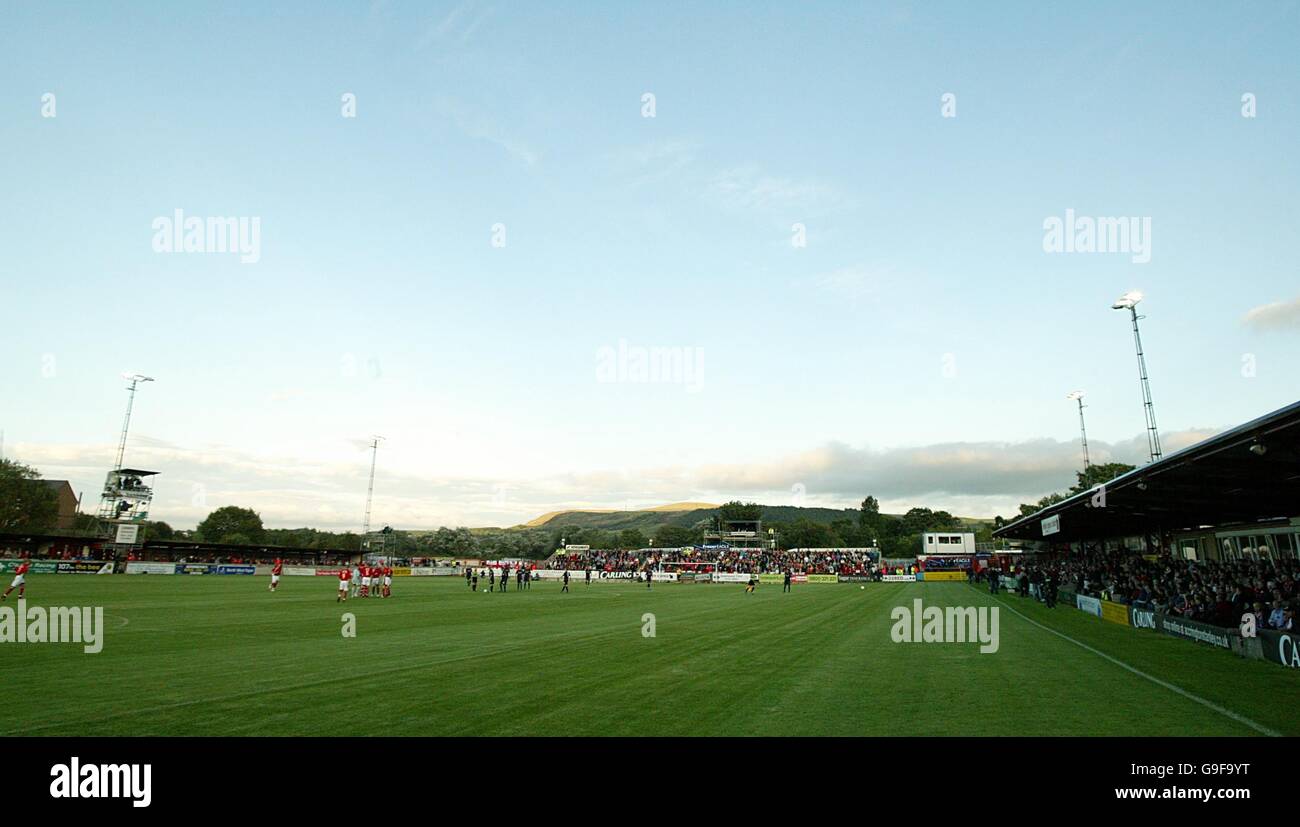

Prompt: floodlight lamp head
[1066,391,1085,401]
[1111,290,1143,310]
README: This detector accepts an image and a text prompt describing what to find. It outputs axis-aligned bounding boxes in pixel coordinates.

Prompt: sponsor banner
[58,561,114,575]
[1125,606,1236,649]
[1128,605,1158,631]
[914,571,925,581]
[1100,600,1130,626]
[713,572,753,584]
[284,566,318,576]
[410,566,459,576]
[1,560,61,574]
[791,573,808,584]
[532,569,648,581]
[176,563,215,575]
[677,572,696,584]
[126,561,177,575]
[215,564,256,576]
[882,574,915,582]
[758,573,784,584]
[806,574,839,584]
[695,573,712,583]
[391,567,412,577]
[1075,595,1102,617]
[1157,615,1236,650]
[919,556,970,571]
[838,575,872,583]
[1258,629,1300,669]
[651,572,679,582]
[922,571,966,582]
[1041,515,1061,537]
[597,571,641,580]
[315,569,343,577]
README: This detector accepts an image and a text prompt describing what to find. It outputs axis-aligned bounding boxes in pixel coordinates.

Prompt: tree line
[9,452,1122,560]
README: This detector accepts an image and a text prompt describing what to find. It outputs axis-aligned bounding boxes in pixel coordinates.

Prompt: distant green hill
[522,504,861,533]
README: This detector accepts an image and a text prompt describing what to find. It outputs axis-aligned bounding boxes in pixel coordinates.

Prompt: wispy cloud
[416,1,491,50]
[703,165,847,214]
[1242,296,1300,331]
[611,140,697,187]
[434,95,538,165]
[797,265,898,301]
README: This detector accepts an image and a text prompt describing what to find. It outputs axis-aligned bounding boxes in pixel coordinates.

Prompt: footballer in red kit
[269,558,283,592]
[337,566,350,602]
[2,560,31,600]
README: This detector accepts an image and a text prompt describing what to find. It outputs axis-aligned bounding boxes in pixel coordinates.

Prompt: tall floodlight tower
[1066,391,1091,472]
[113,374,153,470]
[360,435,385,552]
[1111,291,1162,463]
[97,373,159,537]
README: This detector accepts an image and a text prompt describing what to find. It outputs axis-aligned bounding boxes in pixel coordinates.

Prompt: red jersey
[272,561,283,575]
[339,568,351,582]
[15,562,30,576]
[385,567,393,577]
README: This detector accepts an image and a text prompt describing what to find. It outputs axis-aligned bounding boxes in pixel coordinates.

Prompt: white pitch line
[986,589,1281,737]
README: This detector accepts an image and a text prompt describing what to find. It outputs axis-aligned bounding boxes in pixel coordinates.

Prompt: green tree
[195,506,265,544]
[900,507,935,534]
[0,459,59,532]
[780,517,838,549]
[1070,462,1136,493]
[423,526,477,557]
[858,495,880,534]
[617,528,647,550]
[718,501,763,523]
[1017,492,1066,517]
[651,524,697,548]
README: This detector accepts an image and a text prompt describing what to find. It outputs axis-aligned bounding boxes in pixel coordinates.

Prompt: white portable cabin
[921,532,976,555]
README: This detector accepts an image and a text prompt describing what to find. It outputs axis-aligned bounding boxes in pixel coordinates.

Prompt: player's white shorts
[362,577,371,588]
[384,576,391,587]
[10,574,25,588]
[338,581,347,591]
[271,574,280,585]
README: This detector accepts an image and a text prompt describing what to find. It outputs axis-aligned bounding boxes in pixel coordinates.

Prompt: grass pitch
[1,575,1294,736]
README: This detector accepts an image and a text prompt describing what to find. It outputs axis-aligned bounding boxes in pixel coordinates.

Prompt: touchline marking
[979,587,1279,737]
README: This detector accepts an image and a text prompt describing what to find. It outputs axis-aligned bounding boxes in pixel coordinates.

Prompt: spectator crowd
[545,547,876,576]
[1019,550,1298,630]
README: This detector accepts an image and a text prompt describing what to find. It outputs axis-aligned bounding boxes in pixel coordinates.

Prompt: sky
[1,1,1298,530]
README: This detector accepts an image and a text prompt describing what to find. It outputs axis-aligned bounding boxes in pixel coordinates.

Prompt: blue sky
[2,1,1298,528]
